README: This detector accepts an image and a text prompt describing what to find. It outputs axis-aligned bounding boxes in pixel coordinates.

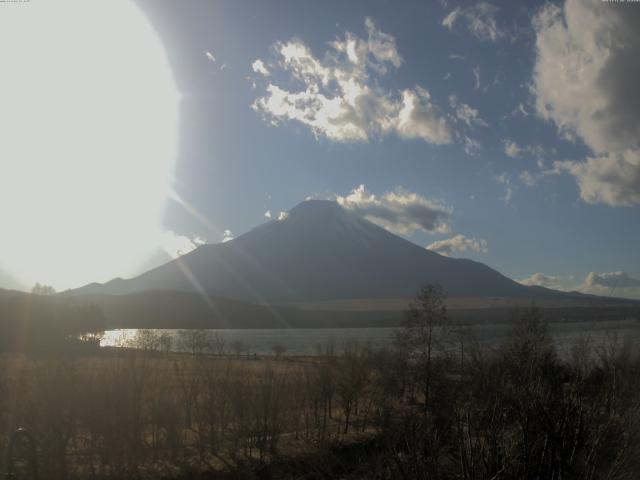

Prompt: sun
[0,0,178,290]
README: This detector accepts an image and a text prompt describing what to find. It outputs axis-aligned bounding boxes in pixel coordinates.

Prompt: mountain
[73,200,598,305]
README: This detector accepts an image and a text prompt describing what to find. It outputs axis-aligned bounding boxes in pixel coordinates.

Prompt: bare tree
[272,344,286,360]
[134,329,160,352]
[395,283,449,410]
[209,332,226,356]
[31,283,56,295]
[177,329,209,355]
[230,339,248,358]
[158,332,173,354]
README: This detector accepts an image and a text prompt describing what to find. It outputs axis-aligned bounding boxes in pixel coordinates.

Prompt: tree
[158,332,173,354]
[177,329,209,355]
[134,329,161,351]
[272,344,286,360]
[209,332,226,355]
[230,339,248,357]
[31,283,56,295]
[395,283,448,410]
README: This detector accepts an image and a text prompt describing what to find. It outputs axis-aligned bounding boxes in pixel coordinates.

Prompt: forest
[0,286,639,479]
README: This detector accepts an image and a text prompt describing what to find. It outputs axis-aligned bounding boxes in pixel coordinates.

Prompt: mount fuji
[74,200,587,305]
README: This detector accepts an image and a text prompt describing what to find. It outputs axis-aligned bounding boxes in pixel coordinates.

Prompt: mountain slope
[73,200,589,303]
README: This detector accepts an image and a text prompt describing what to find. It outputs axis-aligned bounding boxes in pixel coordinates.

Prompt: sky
[1,0,639,298]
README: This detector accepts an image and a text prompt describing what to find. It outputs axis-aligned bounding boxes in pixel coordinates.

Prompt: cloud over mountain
[579,271,640,300]
[584,271,640,289]
[160,231,206,259]
[518,272,565,290]
[336,184,451,235]
[517,271,640,300]
[532,0,640,206]
[252,19,454,145]
[426,235,488,257]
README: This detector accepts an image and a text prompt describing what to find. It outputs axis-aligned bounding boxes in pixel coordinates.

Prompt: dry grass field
[0,345,389,479]
[3,303,640,479]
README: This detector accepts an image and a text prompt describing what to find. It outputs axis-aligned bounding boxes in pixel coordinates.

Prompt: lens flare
[0,0,178,290]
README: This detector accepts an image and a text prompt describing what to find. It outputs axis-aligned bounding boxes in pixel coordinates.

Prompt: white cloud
[579,271,640,300]
[442,2,506,42]
[205,51,228,71]
[426,234,487,257]
[517,159,564,187]
[502,139,544,159]
[336,184,451,235]
[252,19,454,145]
[463,136,482,156]
[518,272,565,289]
[504,140,521,159]
[472,67,481,90]
[584,271,640,289]
[442,9,461,29]
[554,151,640,207]
[450,95,488,128]
[519,270,640,299]
[512,103,529,117]
[251,59,269,76]
[532,0,640,206]
[222,229,234,243]
[265,209,289,221]
[519,170,538,187]
[396,87,454,144]
[494,173,514,204]
[160,231,206,259]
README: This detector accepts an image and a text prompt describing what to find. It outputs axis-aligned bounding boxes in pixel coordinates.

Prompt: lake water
[101,319,640,356]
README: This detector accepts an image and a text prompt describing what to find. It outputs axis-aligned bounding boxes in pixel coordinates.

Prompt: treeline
[0,293,105,351]
[0,286,640,478]
[379,286,640,479]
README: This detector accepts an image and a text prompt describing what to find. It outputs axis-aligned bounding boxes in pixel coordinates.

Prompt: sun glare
[0,0,178,290]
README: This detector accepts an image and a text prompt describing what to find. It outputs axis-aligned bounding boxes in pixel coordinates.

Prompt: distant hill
[49,288,639,330]
[63,290,404,329]
[74,200,605,306]
[53,288,638,330]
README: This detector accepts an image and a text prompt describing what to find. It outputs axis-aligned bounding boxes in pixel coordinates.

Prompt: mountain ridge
[70,200,625,306]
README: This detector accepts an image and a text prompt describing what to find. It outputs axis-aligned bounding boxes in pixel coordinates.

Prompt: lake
[101,319,640,356]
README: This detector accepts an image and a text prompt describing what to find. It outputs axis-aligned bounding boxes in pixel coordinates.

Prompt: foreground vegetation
[1,287,640,479]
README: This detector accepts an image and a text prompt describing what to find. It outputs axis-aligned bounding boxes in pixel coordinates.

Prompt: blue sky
[133,0,640,297]
[0,0,638,298]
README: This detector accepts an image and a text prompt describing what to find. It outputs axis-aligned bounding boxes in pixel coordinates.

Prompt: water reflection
[100,320,640,357]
